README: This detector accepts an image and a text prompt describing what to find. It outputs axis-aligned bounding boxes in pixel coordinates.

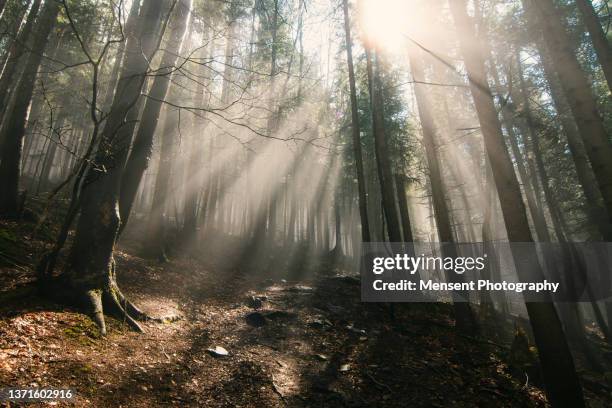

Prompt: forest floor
[1,213,612,407]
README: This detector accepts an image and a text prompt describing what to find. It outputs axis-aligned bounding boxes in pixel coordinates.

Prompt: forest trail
[0,221,551,407]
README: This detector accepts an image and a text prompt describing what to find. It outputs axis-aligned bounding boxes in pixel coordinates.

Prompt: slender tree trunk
[575,0,612,92]
[537,44,611,241]
[366,47,402,242]
[408,45,476,333]
[342,0,370,243]
[449,1,584,406]
[523,0,612,237]
[38,115,67,192]
[148,106,179,260]
[0,0,30,80]
[0,0,42,121]
[0,0,58,217]
[118,0,190,233]
[395,174,414,243]
[0,1,7,20]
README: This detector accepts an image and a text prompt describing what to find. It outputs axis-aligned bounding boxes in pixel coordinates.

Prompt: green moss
[63,317,102,343]
[0,228,18,243]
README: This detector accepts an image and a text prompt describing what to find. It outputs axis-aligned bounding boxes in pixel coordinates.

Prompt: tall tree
[366,47,402,242]
[0,0,59,217]
[118,0,191,232]
[575,0,612,92]
[449,0,584,406]
[0,0,42,123]
[523,0,612,238]
[64,0,167,334]
[408,44,477,333]
[342,0,370,243]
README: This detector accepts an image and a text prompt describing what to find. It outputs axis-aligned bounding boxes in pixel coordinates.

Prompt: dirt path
[0,244,560,407]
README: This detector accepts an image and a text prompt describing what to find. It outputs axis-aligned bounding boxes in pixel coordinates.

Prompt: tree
[449,0,585,405]
[366,47,402,242]
[0,0,59,217]
[63,0,168,335]
[574,0,612,92]
[523,0,612,239]
[342,0,370,243]
[0,0,42,121]
[118,0,191,233]
[408,43,477,333]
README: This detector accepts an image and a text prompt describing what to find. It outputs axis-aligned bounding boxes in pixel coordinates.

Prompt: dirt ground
[1,218,611,407]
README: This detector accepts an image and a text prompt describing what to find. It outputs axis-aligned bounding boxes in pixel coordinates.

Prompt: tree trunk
[395,174,414,243]
[575,0,612,92]
[523,0,612,238]
[537,43,611,241]
[101,0,141,113]
[0,0,58,217]
[147,105,179,261]
[408,45,477,333]
[38,115,67,192]
[118,0,190,233]
[342,0,370,243]
[64,0,166,335]
[366,47,402,242]
[449,1,584,406]
[0,0,42,122]
[0,0,30,85]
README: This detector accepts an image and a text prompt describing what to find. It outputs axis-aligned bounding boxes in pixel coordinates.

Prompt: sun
[358,0,413,53]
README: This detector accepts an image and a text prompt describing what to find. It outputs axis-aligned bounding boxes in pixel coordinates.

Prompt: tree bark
[523,0,612,239]
[0,0,42,121]
[537,42,612,241]
[0,0,58,217]
[65,0,167,335]
[575,0,612,92]
[408,45,476,333]
[366,47,402,242]
[449,1,584,406]
[0,0,30,84]
[118,0,190,233]
[342,0,370,243]
[100,0,141,113]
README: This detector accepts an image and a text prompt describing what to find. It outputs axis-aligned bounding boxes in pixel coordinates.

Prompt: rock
[206,346,229,357]
[308,318,333,329]
[246,312,267,327]
[313,354,328,361]
[247,295,266,309]
[288,284,313,292]
[339,364,350,372]
[346,324,366,335]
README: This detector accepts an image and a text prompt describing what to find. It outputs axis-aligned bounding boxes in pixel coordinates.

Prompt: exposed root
[78,285,146,335]
[103,289,144,333]
[71,260,179,335]
[112,286,155,322]
[85,289,106,336]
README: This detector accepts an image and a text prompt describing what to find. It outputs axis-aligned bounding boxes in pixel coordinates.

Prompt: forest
[1,0,612,406]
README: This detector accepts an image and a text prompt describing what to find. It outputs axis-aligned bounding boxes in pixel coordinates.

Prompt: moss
[0,228,18,243]
[63,317,102,343]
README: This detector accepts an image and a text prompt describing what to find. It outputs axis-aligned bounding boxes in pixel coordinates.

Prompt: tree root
[81,284,154,335]
[86,289,106,336]
[103,289,144,333]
